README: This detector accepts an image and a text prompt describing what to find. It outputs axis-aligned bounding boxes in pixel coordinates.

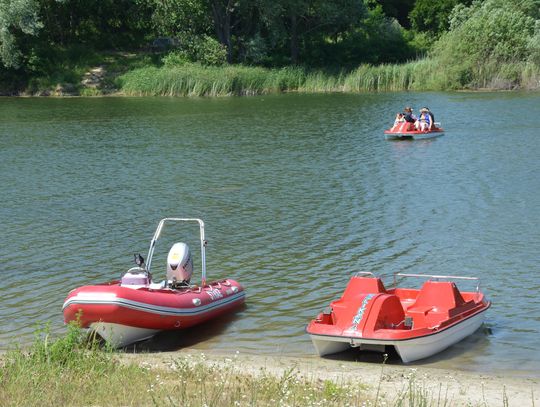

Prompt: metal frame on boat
[146,218,208,285]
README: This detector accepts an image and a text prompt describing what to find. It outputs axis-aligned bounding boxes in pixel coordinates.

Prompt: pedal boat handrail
[394,273,480,295]
[354,271,376,277]
[145,218,208,286]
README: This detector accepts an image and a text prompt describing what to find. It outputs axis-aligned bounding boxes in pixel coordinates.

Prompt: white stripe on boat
[63,291,245,316]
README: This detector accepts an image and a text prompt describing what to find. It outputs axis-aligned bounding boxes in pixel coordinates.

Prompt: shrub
[430,0,538,89]
[168,34,227,66]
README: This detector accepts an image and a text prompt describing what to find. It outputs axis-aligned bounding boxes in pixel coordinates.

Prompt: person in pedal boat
[402,106,417,123]
[424,107,435,127]
[416,107,432,131]
[391,112,405,128]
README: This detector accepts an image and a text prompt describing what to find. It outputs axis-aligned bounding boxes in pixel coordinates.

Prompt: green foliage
[0,0,42,68]
[119,64,303,96]
[342,59,441,91]
[120,58,456,96]
[322,379,348,399]
[0,0,537,92]
[527,20,540,65]
[404,31,432,56]
[278,2,415,68]
[38,0,151,48]
[355,6,415,64]
[410,0,472,36]
[1,326,371,406]
[162,51,190,67]
[430,0,539,89]
[161,36,228,68]
[147,0,211,37]
[167,34,227,66]
[223,0,371,66]
[0,324,152,406]
[370,0,415,29]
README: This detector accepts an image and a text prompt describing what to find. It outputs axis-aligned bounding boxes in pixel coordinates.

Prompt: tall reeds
[120,64,307,97]
[118,57,539,97]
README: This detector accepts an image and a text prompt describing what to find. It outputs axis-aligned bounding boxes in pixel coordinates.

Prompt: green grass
[0,324,151,406]
[1,48,159,96]
[0,325,372,406]
[3,325,531,406]
[118,64,309,97]
[119,57,539,96]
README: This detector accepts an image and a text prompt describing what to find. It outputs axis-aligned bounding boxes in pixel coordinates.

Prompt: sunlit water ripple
[0,93,538,376]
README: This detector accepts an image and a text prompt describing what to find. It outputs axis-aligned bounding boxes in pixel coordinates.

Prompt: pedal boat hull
[384,122,444,140]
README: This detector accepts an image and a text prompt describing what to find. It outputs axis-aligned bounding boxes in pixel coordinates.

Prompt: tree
[147,0,211,38]
[409,0,472,36]
[370,0,415,28]
[38,0,151,48]
[327,4,415,66]
[0,0,42,68]
[258,0,367,65]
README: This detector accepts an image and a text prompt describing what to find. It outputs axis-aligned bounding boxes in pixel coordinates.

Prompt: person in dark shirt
[403,107,417,123]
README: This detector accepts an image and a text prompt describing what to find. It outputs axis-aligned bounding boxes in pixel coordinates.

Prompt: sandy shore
[122,350,539,406]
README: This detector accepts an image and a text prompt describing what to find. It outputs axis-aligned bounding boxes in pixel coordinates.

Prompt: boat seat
[341,277,386,301]
[406,281,473,327]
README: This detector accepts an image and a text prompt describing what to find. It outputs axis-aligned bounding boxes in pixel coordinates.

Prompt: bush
[430,0,538,89]
[166,34,227,66]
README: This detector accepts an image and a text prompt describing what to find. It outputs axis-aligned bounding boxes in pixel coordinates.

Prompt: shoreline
[1,87,538,99]
[2,345,538,405]
[123,349,540,405]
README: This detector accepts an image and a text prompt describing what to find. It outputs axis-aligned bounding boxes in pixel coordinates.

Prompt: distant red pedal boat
[63,218,245,347]
[306,272,490,363]
[384,121,444,140]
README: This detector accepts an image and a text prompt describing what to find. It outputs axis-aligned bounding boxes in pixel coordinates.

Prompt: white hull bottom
[90,322,159,348]
[309,311,486,363]
[385,133,443,141]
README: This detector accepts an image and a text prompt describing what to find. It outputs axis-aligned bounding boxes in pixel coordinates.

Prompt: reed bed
[119,58,539,97]
[119,57,539,97]
[120,65,306,97]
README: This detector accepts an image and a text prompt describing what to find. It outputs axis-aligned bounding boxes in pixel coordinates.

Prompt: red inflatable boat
[306,272,490,362]
[63,218,245,347]
[384,121,444,140]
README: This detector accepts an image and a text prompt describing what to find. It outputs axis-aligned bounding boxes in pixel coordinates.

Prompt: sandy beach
[124,350,539,406]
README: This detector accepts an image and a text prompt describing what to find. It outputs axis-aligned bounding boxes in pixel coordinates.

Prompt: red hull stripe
[63,291,245,317]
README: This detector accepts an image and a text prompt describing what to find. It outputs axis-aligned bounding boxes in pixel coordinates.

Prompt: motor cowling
[166,242,193,283]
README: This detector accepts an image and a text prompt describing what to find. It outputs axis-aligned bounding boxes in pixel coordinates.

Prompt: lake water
[0,92,539,376]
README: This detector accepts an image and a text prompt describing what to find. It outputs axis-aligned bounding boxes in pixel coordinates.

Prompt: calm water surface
[0,92,539,376]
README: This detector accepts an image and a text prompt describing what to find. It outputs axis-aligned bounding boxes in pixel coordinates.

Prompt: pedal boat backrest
[323,274,406,333]
[406,280,477,328]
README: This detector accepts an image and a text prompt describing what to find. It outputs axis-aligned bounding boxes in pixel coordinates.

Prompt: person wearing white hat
[416,107,432,131]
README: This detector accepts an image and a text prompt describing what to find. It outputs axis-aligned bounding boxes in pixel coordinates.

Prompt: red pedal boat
[384,121,444,140]
[306,272,490,362]
[63,218,245,347]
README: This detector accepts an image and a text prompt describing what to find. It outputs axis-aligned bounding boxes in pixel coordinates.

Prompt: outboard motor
[167,242,193,285]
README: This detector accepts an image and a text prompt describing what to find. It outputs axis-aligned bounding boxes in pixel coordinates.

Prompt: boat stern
[306,275,403,356]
